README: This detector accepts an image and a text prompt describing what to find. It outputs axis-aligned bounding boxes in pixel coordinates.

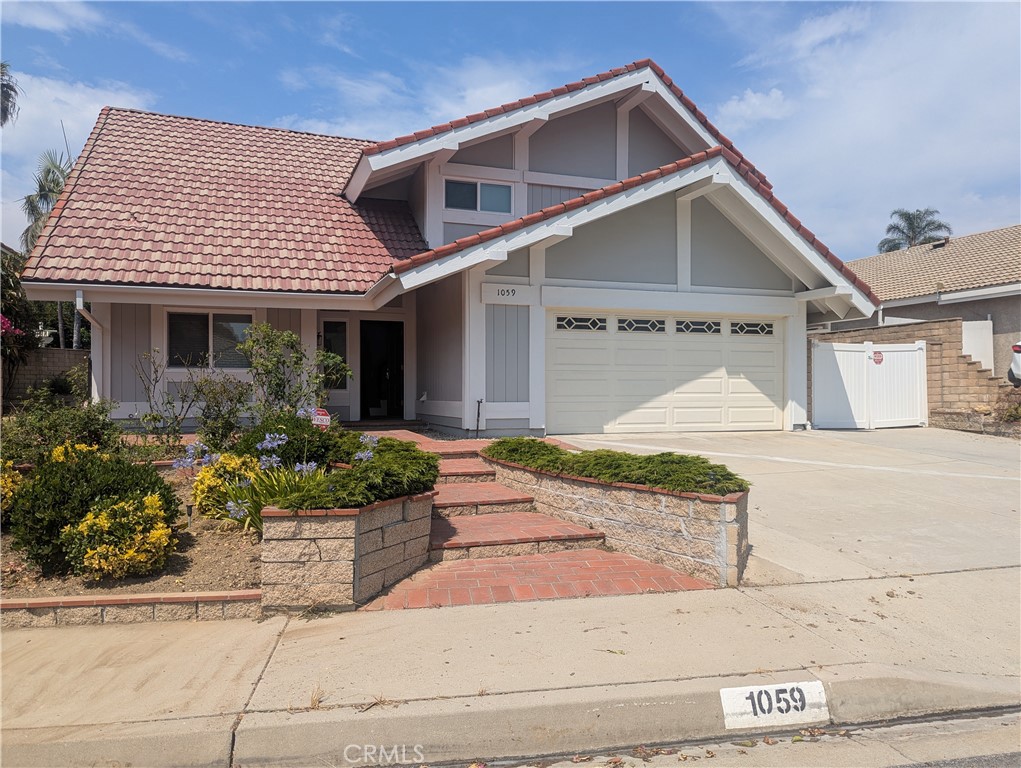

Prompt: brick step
[429,511,604,561]
[364,549,714,610]
[432,482,535,517]
[421,440,490,459]
[437,458,496,484]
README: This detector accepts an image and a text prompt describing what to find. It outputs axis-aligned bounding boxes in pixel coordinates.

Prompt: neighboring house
[830,225,1021,378]
[21,59,877,436]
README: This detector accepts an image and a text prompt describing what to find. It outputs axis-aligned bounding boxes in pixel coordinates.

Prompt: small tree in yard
[238,323,350,420]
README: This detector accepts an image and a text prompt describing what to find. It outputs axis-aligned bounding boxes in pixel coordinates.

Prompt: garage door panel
[615,347,669,367]
[614,405,671,428]
[725,347,781,368]
[548,375,612,398]
[547,311,784,433]
[550,344,610,366]
[673,376,725,395]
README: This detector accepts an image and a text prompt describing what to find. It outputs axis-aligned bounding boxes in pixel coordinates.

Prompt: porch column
[785,303,808,429]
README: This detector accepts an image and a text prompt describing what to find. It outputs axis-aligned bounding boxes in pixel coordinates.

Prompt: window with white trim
[168,312,252,368]
[731,321,774,336]
[617,317,666,333]
[321,320,348,389]
[676,320,721,335]
[556,316,607,331]
[444,180,512,214]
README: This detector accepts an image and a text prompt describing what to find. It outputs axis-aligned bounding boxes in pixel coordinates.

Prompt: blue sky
[2,1,1019,261]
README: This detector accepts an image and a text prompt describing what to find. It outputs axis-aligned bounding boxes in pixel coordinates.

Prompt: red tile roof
[362,58,773,192]
[22,108,427,294]
[392,147,880,306]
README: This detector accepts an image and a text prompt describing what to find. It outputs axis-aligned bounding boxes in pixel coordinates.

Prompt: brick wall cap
[0,589,261,610]
[483,456,747,503]
[262,490,437,518]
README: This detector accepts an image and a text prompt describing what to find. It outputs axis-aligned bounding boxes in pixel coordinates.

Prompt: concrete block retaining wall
[261,491,435,612]
[485,459,748,587]
[0,590,261,628]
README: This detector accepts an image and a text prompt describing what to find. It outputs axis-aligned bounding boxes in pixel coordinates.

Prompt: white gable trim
[346,65,716,202]
[395,158,874,317]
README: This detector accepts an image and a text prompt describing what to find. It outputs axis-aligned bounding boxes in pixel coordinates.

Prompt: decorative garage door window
[731,321,774,336]
[676,319,721,335]
[556,316,608,331]
[617,318,666,333]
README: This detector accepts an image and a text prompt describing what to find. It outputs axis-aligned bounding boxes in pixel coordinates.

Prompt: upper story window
[444,180,512,214]
[168,312,252,368]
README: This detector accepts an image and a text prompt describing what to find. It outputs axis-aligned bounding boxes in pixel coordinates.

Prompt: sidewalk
[3,565,1018,767]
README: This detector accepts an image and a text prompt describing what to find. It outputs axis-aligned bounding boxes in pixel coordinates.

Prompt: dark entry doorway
[360,320,404,419]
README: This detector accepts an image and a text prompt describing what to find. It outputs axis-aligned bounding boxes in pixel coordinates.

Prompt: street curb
[231,668,1021,767]
[4,667,1018,767]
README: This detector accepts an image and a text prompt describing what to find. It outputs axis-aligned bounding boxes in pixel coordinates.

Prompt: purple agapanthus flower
[172,455,194,470]
[256,433,289,452]
[226,501,249,520]
[353,450,374,462]
[359,434,379,449]
[259,454,282,470]
[294,461,318,474]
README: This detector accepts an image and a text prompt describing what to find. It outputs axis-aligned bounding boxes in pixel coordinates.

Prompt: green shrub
[0,388,122,465]
[193,372,253,450]
[60,493,175,579]
[7,444,179,575]
[235,411,347,467]
[216,466,328,533]
[477,436,568,472]
[481,438,749,496]
[278,438,439,512]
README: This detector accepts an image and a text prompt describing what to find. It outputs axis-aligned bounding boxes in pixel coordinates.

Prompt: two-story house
[21,59,877,435]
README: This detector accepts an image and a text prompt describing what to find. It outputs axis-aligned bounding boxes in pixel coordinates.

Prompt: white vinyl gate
[811,341,927,429]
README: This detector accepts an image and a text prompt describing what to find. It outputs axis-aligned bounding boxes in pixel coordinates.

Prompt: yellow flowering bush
[59,494,175,580]
[1,460,24,513]
[50,443,100,462]
[192,453,261,516]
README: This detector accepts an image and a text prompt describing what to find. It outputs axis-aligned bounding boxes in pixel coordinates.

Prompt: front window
[444,180,512,214]
[321,320,348,389]
[168,312,252,368]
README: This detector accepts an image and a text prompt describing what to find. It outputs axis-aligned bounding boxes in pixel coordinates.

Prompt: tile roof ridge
[848,223,1021,263]
[23,107,114,273]
[391,145,880,306]
[100,105,377,144]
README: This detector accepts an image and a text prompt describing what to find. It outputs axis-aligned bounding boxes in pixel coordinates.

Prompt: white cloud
[1,72,154,249]
[712,3,1020,259]
[3,1,104,34]
[716,88,795,132]
[272,54,584,143]
[5,1,191,62]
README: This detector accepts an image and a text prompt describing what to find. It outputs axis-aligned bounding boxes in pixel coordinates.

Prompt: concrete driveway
[566,428,1020,584]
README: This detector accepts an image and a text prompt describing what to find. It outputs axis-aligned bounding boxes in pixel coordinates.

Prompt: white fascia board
[644,78,717,149]
[938,282,1021,304]
[723,171,876,316]
[23,281,375,310]
[355,71,655,179]
[396,160,723,291]
[795,286,853,301]
[541,285,797,317]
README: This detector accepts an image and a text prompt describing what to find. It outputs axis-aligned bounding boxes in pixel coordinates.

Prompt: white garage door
[547,311,784,433]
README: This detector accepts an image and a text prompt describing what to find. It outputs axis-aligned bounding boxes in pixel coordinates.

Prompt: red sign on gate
[873,351,884,365]
[312,408,331,431]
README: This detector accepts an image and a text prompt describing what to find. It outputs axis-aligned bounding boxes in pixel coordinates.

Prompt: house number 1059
[744,686,807,716]
[496,288,516,297]
[719,680,829,729]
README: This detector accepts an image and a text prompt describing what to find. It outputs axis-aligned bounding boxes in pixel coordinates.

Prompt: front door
[360,320,404,419]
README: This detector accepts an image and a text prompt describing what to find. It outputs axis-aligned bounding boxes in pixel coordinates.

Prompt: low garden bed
[481,438,751,587]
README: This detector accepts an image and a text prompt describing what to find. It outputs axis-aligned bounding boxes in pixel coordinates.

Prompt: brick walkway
[363,549,714,610]
[430,511,603,550]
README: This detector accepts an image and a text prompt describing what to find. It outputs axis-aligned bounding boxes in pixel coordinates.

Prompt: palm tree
[21,150,76,347]
[877,208,952,253]
[1,61,19,126]
[20,149,74,253]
